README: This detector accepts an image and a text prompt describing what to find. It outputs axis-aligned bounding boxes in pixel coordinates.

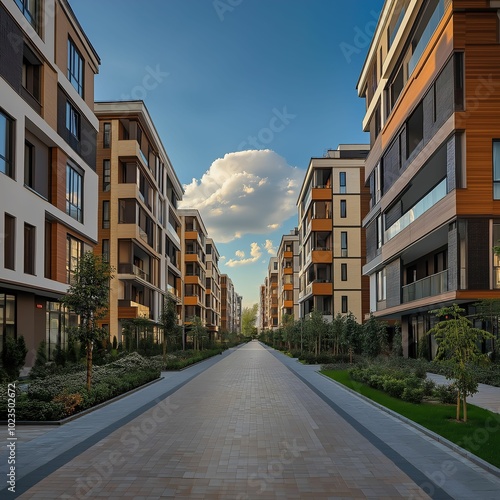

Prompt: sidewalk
[426,372,500,414]
[1,342,500,499]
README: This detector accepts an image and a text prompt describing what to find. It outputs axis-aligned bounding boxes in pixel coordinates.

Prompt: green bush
[1,336,27,381]
[402,387,424,404]
[433,383,458,404]
[383,378,406,399]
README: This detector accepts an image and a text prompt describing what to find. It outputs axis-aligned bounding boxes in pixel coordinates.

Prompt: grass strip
[321,370,500,469]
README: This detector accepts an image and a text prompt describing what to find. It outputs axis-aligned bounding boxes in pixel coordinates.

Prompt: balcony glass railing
[118,263,149,282]
[402,269,448,303]
[385,179,447,241]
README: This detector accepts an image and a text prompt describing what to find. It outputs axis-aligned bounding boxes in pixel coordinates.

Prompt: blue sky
[71,0,384,308]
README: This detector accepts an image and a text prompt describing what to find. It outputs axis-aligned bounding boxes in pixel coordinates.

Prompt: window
[103,123,111,148]
[67,38,84,96]
[339,172,346,193]
[454,52,464,111]
[15,0,39,32]
[340,200,347,218]
[24,223,35,275]
[406,102,423,158]
[24,134,50,199]
[66,165,83,222]
[102,239,109,263]
[66,235,83,283]
[44,220,51,279]
[119,199,136,224]
[103,160,110,191]
[341,263,347,281]
[377,268,387,301]
[66,102,80,139]
[341,231,348,257]
[376,215,383,249]
[4,214,15,270]
[0,110,14,178]
[46,301,78,361]
[494,141,500,200]
[0,293,16,354]
[341,295,348,314]
[102,201,110,229]
[22,44,41,102]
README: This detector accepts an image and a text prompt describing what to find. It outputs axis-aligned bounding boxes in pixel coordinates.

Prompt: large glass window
[46,302,78,361]
[102,201,110,228]
[24,223,35,275]
[66,165,83,222]
[377,268,387,301]
[0,111,14,179]
[339,172,346,193]
[15,0,39,32]
[4,214,15,270]
[341,295,348,314]
[407,102,424,158]
[67,38,84,96]
[66,234,83,283]
[494,141,500,200]
[340,200,347,218]
[66,102,80,139]
[103,123,111,148]
[22,44,41,102]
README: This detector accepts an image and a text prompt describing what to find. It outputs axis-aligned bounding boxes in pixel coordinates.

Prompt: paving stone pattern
[2,342,500,498]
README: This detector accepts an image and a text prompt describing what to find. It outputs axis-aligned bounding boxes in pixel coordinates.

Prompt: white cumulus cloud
[179,150,304,243]
[264,240,276,255]
[226,242,262,267]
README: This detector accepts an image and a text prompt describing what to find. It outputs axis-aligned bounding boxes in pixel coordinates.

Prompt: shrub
[433,383,458,404]
[1,336,27,381]
[422,379,436,397]
[383,378,406,399]
[402,387,424,404]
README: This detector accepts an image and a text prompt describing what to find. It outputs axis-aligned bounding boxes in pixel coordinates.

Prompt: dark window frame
[24,223,36,275]
[67,37,84,97]
[66,101,80,139]
[103,122,111,148]
[66,164,83,223]
[4,214,16,271]
[0,110,14,179]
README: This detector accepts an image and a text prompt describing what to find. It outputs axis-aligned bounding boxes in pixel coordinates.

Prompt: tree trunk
[86,340,93,392]
[463,394,468,423]
[456,392,461,421]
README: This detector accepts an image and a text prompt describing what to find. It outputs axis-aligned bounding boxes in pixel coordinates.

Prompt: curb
[317,371,500,479]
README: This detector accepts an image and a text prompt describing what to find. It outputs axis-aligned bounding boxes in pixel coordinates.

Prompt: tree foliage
[159,297,179,367]
[242,304,258,338]
[61,252,114,391]
[362,313,388,358]
[427,304,493,422]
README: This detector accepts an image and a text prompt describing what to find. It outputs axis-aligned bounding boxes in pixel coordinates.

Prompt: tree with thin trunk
[159,297,178,368]
[61,252,114,391]
[427,304,492,423]
[242,304,258,338]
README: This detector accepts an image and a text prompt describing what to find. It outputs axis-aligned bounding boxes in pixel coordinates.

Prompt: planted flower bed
[0,352,161,421]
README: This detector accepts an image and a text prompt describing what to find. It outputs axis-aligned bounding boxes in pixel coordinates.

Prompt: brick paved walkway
[2,341,500,499]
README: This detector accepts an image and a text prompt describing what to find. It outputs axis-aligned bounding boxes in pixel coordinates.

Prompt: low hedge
[159,348,224,370]
[0,353,161,421]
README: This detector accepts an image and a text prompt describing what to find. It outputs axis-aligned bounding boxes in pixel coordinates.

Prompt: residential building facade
[0,0,100,364]
[205,237,221,340]
[277,228,300,323]
[94,101,183,343]
[179,209,207,332]
[297,145,370,323]
[358,0,500,356]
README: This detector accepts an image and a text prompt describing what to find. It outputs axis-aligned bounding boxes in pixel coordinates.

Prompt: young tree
[188,315,207,351]
[61,252,114,391]
[330,313,346,356]
[159,297,178,368]
[362,313,388,358]
[242,304,258,338]
[344,312,362,363]
[427,304,493,422]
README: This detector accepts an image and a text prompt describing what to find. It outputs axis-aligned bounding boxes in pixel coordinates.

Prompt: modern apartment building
[258,284,267,331]
[205,237,221,340]
[221,273,235,332]
[94,101,183,343]
[297,145,370,323]
[179,209,207,331]
[277,228,300,323]
[234,293,242,334]
[358,0,500,356]
[266,257,279,329]
[0,0,100,364]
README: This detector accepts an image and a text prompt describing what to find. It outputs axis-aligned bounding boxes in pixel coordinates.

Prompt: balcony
[385,179,447,242]
[402,269,448,303]
[312,249,332,263]
[312,187,331,201]
[312,218,332,232]
[118,300,150,319]
[167,222,181,246]
[312,281,333,295]
[118,263,150,283]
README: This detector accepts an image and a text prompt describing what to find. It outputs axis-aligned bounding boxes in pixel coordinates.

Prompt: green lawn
[321,370,500,469]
